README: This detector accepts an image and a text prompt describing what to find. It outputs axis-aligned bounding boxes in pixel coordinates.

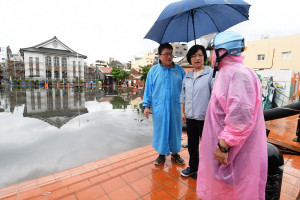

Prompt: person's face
[190,49,205,70]
[158,48,173,67]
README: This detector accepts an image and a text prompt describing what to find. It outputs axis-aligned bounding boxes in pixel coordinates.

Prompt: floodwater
[0,85,153,188]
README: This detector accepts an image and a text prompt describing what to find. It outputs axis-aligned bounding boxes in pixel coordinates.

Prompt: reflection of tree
[109,96,130,109]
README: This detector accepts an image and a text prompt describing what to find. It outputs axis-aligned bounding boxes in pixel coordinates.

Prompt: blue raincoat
[143,63,185,155]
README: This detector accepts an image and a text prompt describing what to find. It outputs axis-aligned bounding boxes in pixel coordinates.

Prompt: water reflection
[0,86,152,188]
[23,88,88,128]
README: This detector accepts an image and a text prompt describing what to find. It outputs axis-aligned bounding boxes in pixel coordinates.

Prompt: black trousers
[186,118,204,172]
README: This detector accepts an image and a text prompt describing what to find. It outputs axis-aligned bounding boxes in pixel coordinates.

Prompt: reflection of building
[23,88,88,128]
[20,36,87,82]
[130,97,143,110]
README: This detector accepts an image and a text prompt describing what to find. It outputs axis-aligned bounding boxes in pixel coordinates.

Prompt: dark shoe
[171,153,185,165]
[155,154,165,165]
[181,167,197,177]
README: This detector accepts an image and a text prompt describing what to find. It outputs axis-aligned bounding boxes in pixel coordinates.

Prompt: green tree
[139,65,151,83]
[204,59,211,67]
[110,67,130,84]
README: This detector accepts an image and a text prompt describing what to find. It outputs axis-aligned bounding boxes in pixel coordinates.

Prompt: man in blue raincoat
[143,43,186,165]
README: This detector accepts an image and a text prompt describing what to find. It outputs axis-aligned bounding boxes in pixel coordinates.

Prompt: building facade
[171,43,188,57]
[20,36,87,82]
[130,52,155,71]
[243,33,300,71]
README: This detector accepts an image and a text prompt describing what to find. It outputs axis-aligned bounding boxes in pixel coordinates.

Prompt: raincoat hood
[211,49,245,70]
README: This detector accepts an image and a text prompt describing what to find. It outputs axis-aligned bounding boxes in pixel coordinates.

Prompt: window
[78,61,81,77]
[29,57,33,76]
[54,70,59,78]
[73,61,76,78]
[29,57,33,66]
[46,56,51,66]
[62,58,67,78]
[62,58,67,67]
[30,68,33,76]
[36,57,39,76]
[257,54,265,61]
[54,57,59,66]
[282,51,291,59]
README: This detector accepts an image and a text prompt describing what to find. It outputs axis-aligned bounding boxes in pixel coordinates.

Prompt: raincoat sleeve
[142,69,153,108]
[219,71,259,147]
[180,76,186,104]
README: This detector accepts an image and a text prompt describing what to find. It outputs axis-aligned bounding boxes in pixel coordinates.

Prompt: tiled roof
[99,67,112,74]
[20,47,87,59]
[20,36,87,59]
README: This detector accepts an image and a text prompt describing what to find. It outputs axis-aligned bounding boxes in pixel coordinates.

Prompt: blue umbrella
[144,0,250,44]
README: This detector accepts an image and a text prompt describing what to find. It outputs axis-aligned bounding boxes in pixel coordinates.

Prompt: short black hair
[158,43,173,55]
[186,45,207,64]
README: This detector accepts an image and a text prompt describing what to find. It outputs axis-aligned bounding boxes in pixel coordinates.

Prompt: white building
[0,46,8,63]
[20,36,87,81]
[131,52,155,71]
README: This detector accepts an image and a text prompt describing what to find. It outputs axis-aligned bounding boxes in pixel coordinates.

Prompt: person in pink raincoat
[196,31,268,200]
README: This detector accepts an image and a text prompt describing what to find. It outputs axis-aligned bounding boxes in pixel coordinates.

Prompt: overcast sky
[1,0,299,64]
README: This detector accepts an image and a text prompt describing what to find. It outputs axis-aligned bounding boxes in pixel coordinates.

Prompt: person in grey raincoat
[143,43,186,165]
[180,45,214,177]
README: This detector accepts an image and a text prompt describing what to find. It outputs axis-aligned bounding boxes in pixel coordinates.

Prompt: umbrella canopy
[144,0,250,44]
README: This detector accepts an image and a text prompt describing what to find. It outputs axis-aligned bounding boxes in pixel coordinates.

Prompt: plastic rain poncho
[196,52,268,200]
[143,64,185,155]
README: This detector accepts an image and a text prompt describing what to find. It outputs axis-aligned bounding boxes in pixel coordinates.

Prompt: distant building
[95,60,108,68]
[20,36,87,82]
[109,60,125,69]
[109,57,115,63]
[131,52,155,71]
[0,46,8,63]
[98,67,113,85]
[171,43,188,57]
[243,33,300,71]
[7,52,24,80]
[128,68,144,88]
[0,46,8,84]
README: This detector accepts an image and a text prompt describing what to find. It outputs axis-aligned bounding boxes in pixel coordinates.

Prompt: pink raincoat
[196,51,268,200]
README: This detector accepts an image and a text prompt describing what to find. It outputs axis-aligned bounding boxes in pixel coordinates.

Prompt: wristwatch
[218,142,230,153]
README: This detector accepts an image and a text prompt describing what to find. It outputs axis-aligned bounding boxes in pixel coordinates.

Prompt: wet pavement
[0,131,299,200]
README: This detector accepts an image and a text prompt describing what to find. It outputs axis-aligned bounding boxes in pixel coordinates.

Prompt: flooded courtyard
[0,86,153,188]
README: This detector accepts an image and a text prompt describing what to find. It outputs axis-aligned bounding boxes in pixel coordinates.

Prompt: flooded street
[0,86,153,188]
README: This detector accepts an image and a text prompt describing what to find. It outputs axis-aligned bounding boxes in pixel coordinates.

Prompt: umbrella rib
[159,15,180,43]
[195,7,221,32]
[225,4,249,19]
[187,11,190,42]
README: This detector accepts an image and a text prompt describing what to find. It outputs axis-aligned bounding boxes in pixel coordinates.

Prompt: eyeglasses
[191,54,204,58]
[160,53,174,57]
